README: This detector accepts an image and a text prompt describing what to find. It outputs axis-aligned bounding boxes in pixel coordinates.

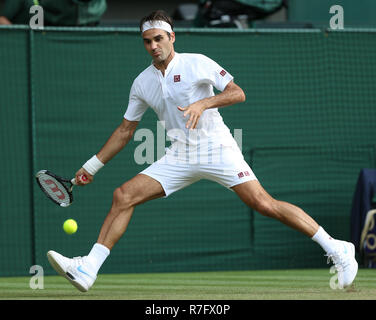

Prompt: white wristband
[82,155,104,176]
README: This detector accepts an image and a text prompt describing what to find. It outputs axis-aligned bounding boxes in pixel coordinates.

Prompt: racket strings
[37,173,71,206]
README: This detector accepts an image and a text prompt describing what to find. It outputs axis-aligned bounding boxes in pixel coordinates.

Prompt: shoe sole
[341,242,358,288]
[47,251,88,292]
[348,242,358,285]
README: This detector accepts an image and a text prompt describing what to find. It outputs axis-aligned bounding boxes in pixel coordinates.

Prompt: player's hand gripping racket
[35,170,87,207]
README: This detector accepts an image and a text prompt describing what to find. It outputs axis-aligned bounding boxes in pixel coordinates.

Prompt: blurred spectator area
[98,0,287,27]
[99,0,202,27]
[0,0,287,27]
[1,0,375,28]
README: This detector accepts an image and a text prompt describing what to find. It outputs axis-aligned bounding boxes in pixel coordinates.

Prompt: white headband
[142,20,173,33]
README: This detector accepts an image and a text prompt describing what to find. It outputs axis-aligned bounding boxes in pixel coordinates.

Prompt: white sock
[311,226,337,254]
[86,243,110,275]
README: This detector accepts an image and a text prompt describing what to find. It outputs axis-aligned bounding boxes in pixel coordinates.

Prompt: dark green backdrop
[1,26,375,276]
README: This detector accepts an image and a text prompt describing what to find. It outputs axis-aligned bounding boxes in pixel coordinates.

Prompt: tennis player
[47,10,358,292]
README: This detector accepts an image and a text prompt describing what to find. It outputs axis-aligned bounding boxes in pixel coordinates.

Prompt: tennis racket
[35,170,87,207]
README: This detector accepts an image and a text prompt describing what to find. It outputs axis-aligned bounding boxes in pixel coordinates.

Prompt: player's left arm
[177,80,245,129]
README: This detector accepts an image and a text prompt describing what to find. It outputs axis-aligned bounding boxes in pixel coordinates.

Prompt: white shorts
[140,142,257,197]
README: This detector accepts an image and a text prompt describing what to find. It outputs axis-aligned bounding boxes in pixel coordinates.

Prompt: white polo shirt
[124,52,237,148]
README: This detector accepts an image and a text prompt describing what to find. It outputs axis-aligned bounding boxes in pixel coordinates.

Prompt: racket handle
[71,175,88,185]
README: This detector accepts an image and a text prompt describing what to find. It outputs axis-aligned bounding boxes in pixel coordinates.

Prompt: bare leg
[232,180,319,237]
[97,174,165,250]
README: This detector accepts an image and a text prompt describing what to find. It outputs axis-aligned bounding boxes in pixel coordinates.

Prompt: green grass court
[1,268,375,300]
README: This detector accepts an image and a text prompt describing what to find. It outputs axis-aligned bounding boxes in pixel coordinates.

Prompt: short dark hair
[139,10,174,35]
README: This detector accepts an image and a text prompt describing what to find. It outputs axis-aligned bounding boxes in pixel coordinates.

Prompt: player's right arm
[75,118,138,185]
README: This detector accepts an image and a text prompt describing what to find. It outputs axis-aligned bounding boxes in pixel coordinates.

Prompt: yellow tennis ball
[63,219,77,234]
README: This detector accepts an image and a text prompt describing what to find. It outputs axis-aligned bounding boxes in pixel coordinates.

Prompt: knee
[112,187,135,210]
[252,196,278,218]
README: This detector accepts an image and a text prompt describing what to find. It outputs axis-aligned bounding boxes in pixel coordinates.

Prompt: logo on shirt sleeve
[220,69,227,77]
[174,75,181,82]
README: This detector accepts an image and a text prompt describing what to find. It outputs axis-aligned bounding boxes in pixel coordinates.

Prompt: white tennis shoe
[326,240,358,288]
[47,250,96,292]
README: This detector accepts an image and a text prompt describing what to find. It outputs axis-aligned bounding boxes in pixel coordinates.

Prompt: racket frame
[35,170,76,207]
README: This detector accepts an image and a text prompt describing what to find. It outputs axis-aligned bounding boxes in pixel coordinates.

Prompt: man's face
[142,28,175,64]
